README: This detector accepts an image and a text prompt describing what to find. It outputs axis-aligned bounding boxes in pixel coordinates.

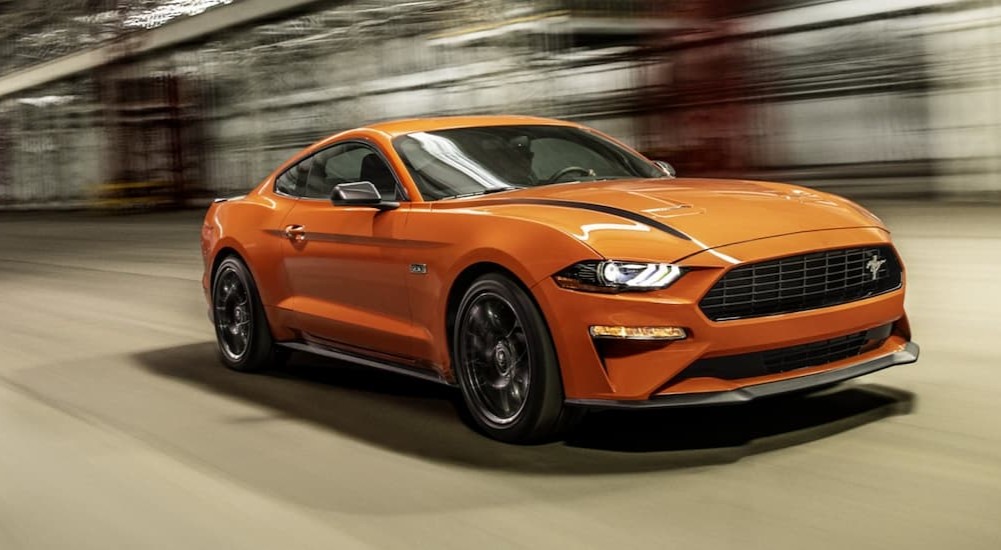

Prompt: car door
[280,141,420,360]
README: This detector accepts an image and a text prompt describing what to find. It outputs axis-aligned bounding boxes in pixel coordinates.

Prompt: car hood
[432,178,885,261]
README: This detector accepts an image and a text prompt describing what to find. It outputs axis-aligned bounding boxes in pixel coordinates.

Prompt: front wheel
[212,256,286,372]
[453,273,580,443]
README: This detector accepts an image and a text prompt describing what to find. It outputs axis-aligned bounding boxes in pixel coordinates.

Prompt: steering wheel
[546,166,591,183]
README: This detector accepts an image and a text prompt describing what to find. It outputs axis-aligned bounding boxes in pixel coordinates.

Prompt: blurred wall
[0,0,1000,208]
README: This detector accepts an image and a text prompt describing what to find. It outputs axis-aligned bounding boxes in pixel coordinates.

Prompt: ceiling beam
[0,0,328,99]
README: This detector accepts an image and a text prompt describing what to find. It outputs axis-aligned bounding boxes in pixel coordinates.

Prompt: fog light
[589,325,688,341]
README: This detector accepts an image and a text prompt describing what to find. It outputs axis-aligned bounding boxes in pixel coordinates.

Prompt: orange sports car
[201,115,918,443]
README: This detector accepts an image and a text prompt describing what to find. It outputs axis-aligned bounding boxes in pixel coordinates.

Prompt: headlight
[554,260,684,293]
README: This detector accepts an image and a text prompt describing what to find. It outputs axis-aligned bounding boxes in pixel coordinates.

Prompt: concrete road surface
[0,202,998,549]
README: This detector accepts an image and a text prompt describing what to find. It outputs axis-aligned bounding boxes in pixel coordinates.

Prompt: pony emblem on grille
[866,255,887,281]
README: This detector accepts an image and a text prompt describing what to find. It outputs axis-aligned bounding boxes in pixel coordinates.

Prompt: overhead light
[124,0,236,30]
[16,95,77,107]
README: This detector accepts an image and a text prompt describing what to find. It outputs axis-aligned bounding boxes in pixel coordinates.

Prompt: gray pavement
[0,202,998,549]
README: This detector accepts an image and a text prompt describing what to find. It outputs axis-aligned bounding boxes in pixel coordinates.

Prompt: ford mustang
[201,115,918,443]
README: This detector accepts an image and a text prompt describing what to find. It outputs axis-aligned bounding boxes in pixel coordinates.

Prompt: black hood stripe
[484,198,692,241]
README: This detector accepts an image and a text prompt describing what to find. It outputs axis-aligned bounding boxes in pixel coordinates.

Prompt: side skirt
[277,341,454,386]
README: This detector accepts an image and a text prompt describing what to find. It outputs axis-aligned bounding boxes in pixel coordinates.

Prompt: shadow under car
[135,342,916,474]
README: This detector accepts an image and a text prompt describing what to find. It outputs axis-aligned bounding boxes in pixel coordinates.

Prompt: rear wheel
[212,256,286,372]
[453,273,580,443]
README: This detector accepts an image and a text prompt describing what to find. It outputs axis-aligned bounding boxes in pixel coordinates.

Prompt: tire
[211,256,287,373]
[453,273,581,444]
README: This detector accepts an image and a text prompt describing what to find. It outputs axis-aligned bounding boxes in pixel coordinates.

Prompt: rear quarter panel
[201,192,297,339]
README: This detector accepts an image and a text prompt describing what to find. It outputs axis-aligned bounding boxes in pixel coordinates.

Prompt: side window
[302,142,402,201]
[275,156,313,197]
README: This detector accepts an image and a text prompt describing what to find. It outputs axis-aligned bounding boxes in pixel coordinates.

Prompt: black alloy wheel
[454,273,580,443]
[212,256,285,372]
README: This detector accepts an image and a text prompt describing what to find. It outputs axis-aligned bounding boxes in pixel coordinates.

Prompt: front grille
[677,324,892,381]
[700,246,902,322]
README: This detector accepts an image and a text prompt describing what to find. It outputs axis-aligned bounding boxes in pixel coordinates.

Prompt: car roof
[364,115,580,137]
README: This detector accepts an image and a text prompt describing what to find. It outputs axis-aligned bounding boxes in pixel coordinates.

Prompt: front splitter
[566,342,919,410]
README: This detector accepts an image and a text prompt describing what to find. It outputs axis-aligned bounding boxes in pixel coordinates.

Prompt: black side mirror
[331,182,399,211]
[652,160,676,178]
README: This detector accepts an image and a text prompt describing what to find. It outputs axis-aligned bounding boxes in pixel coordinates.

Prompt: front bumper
[567,342,918,409]
[531,227,914,402]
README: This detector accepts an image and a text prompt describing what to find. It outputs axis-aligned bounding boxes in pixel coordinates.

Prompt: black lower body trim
[567,342,919,410]
[677,323,893,381]
[278,341,453,386]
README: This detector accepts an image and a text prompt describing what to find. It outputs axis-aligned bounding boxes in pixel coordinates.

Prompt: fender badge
[410,263,428,275]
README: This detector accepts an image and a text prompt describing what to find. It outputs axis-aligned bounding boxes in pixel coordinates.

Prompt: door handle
[283,224,306,242]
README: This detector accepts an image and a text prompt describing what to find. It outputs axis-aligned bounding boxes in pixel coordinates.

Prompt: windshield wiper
[440,186,525,200]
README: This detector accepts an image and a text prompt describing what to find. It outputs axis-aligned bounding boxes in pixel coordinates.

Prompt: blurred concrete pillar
[924,4,1001,198]
[0,116,9,204]
[641,0,758,176]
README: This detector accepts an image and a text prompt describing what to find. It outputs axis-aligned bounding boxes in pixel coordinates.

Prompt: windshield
[392,125,664,201]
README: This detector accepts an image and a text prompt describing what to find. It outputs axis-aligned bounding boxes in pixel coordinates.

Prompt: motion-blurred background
[2,4,1001,549]
[2,0,999,209]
